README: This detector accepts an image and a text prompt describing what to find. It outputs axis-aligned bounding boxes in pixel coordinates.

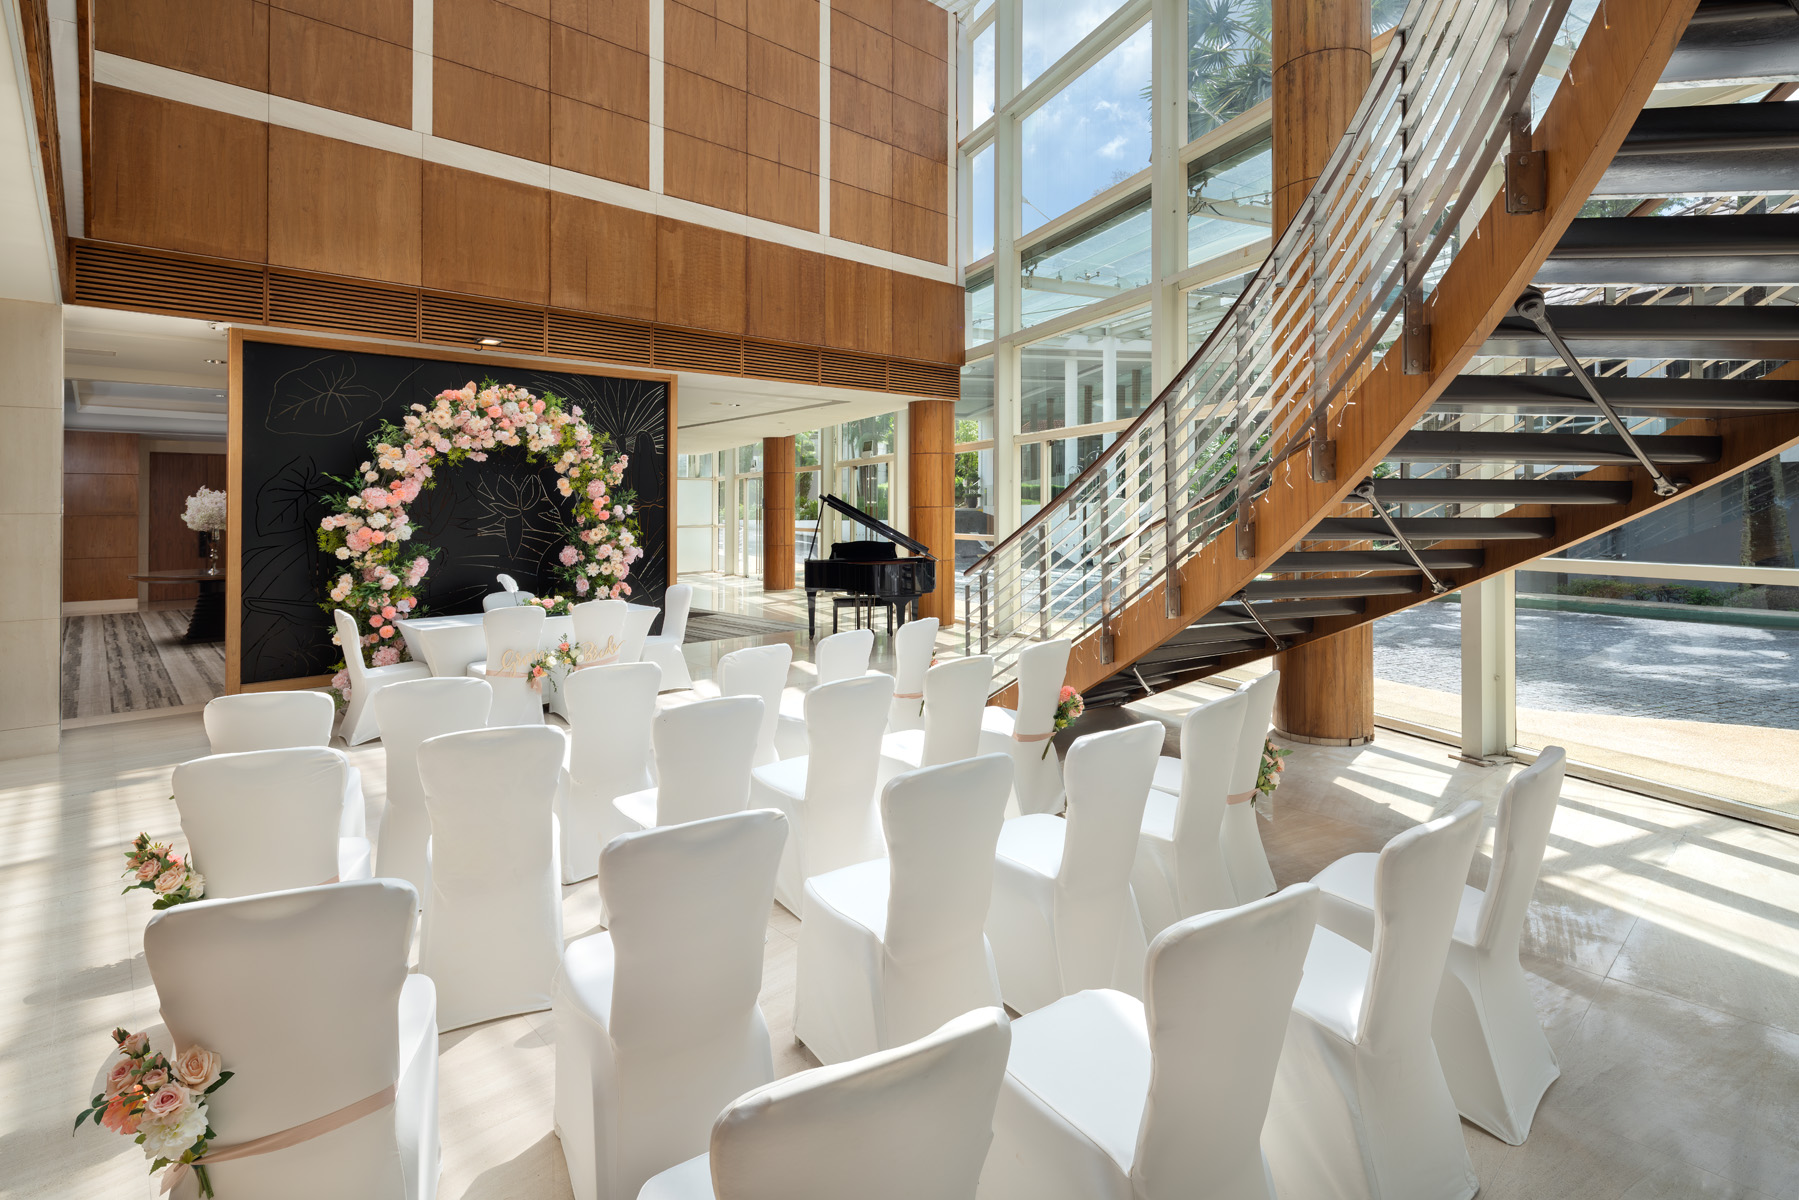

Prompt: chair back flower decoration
[317,381,642,694]
[76,1028,232,1196]
[122,834,205,908]
[1046,686,1085,759]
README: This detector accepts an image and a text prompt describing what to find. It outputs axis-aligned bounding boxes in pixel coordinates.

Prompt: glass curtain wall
[675,452,722,574]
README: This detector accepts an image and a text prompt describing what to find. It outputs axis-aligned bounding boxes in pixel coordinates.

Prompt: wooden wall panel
[748,97,818,172]
[148,452,229,602]
[62,431,138,604]
[89,87,268,263]
[435,0,550,86]
[748,0,817,57]
[906,397,955,623]
[665,66,747,148]
[832,12,892,86]
[95,0,269,90]
[549,22,648,119]
[891,0,946,59]
[665,2,746,89]
[829,181,890,251]
[762,434,796,591]
[836,0,891,34]
[825,257,891,356]
[831,127,893,195]
[551,0,648,50]
[422,163,550,304]
[548,192,658,321]
[890,273,961,363]
[270,0,410,45]
[748,158,817,230]
[551,98,650,187]
[748,34,818,115]
[656,218,747,334]
[890,198,944,263]
[663,131,748,213]
[890,94,946,161]
[746,242,824,346]
[268,8,411,126]
[832,70,892,141]
[434,59,551,162]
[268,127,422,285]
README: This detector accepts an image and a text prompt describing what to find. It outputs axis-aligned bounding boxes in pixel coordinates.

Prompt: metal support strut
[1513,289,1682,497]
[1231,591,1287,651]
[1351,479,1450,594]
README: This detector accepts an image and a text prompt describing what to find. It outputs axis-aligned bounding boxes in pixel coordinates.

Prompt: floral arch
[318,381,643,673]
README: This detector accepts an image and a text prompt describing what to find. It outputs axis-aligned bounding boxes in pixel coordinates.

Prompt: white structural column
[0,300,63,759]
[1147,0,1188,390]
[649,0,665,194]
[1460,572,1517,761]
[819,0,832,235]
[991,0,1023,539]
[411,0,432,134]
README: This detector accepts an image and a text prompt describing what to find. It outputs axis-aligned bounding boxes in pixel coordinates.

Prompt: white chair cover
[203,690,367,839]
[1264,800,1484,1200]
[465,605,548,727]
[987,720,1160,1013]
[750,674,896,915]
[638,1008,1011,1200]
[613,696,764,832]
[335,609,432,745]
[879,654,993,772]
[554,809,787,1200]
[1131,691,1248,938]
[372,678,493,902]
[559,663,661,884]
[173,748,370,899]
[715,644,791,766]
[640,583,694,690]
[981,883,1318,1200]
[546,599,630,720]
[794,753,1011,1064]
[1313,747,1568,1145]
[143,879,438,1200]
[977,639,1070,816]
[885,616,939,732]
[619,605,658,663]
[1220,671,1280,901]
[776,629,876,758]
[417,724,567,1030]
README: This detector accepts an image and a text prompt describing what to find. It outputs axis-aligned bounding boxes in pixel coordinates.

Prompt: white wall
[0,298,63,757]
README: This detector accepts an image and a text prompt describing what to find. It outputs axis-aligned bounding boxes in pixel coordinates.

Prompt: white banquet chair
[979,883,1319,1200]
[143,879,438,1200]
[1219,670,1281,902]
[613,696,764,833]
[1311,748,1568,1145]
[333,609,432,746]
[986,720,1161,1014]
[776,628,876,758]
[559,662,661,885]
[885,616,939,732]
[553,809,788,1200]
[879,654,993,773]
[640,583,694,691]
[203,690,367,839]
[482,590,520,611]
[417,724,566,1030]
[714,644,791,765]
[619,605,658,664]
[1264,800,1484,1200]
[465,604,548,727]
[547,599,631,721]
[978,639,1071,816]
[1131,691,1248,939]
[751,674,895,915]
[637,1008,1011,1200]
[372,677,493,903]
[173,747,372,898]
[794,753,1010,1064]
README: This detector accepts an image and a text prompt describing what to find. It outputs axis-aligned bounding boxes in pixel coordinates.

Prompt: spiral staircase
[963,0,1799,708]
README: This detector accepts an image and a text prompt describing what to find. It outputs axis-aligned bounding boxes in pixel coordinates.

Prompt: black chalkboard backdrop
[237,339,671,685]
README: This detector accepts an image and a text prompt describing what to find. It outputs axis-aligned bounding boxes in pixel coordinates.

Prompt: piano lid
[816,493,935,560]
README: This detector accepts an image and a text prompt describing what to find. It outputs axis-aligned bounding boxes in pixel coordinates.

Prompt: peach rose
[135,858,162,882]
[104,1057,135,1097]
[143,1084,190,1122]
[138,1066,168,1091]
[153,866,186,894]
[100,1096,142,1135]
[119,1031,149,1056]
[173,1045,221,1091]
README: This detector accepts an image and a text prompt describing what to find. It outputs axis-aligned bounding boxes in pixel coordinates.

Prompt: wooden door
[147,452,228,603]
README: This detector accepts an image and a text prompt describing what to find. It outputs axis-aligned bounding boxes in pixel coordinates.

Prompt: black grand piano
[804,493,937,638]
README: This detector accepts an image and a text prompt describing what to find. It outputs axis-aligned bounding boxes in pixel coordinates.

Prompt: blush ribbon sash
[893,691,924,700]
[1012,731,1054,743]
[160,1084,397,1193]
[1226,790,1256,805]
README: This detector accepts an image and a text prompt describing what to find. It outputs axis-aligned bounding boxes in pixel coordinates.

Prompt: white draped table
[394,613,576,677]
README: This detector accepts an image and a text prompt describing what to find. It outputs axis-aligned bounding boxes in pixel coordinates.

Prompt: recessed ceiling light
[477,336,504,346]
[204,358,226,364]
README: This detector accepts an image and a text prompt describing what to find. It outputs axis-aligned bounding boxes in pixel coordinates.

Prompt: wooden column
[907,399,956,626]
[1271,0,1375,745]
[762,435,796,591]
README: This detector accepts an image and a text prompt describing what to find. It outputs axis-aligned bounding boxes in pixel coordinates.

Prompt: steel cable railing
[964,0,1576,687]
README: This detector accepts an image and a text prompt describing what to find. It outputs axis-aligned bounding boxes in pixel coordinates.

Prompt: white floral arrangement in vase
[181,487,228,535]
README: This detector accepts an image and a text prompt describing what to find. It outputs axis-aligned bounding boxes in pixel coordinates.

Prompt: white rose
[140,1101,207,1160]
[336,548,351,560]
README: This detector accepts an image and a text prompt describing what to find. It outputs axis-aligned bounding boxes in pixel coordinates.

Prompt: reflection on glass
[795,467,821,574]
[1371,597,1463,734]
[1562,457,1798,572]
[738,476,763,578]
[1023,0,1129,83]
[1020,199,1151,329]
[839,462,892,540]
[839,413,896,460]
[971,23,996,129]
[737,443,761,474]
[959,358,998,558]
[1019,306,1153,434]
[1185,271,1250,355]
[1185,0,1270,138]
[1020,432,1116,519]
[967,274,996,346]
[1020,23,1152,233]
[971,144,995,261]
[796,429,820,469]
[1187,138,1272,266]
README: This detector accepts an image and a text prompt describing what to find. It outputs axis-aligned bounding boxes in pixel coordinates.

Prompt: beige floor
[11,575,1799,1198]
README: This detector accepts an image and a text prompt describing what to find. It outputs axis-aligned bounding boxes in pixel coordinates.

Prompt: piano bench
[832,595,899,636]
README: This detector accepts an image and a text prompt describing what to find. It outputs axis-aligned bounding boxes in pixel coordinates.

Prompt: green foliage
[1553,578,1732,606]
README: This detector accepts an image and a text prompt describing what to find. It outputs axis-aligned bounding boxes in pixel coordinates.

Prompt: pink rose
[574,578,590,595]
[104,1057,134,1097]
[135,858,161,882]
[381,605,397,620]
[173,1045,221,1091]
[558,546,579,567]
[612,506,625,520]
[373,647,400,667]
[380,626,395,638]
[143,1084,189,1122]
[153,866,186,894]
[120,1031,150,1056]
[138,1067,168,1091]
[368,614,383,627]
